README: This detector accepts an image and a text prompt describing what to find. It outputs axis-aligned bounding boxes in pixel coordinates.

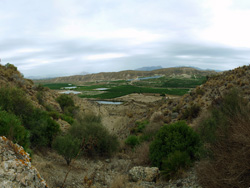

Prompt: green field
[40,76,206,99]
[42,83,76,90]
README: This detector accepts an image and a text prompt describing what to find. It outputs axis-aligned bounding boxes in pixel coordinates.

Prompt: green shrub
[36,91,45,105]
[61,114,74,125]
[0,86,60,148]
[69,114,119,157]
[150,121,201,170]
[52,134,81,165]
[56,94,76,116]
[28,109,60,147]
[162,151,191,178]
[48,111,61,119]
[0,86,34,118]
[131,120,149,134]
[125,135,140,148]
[0,110,30,149]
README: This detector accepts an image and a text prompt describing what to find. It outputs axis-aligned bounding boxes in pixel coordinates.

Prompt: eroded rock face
[0,136,48,188]
[129,166,159,182]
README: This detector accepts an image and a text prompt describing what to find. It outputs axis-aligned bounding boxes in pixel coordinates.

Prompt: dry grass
[196,95,250,188]
[110,175,144,188]
[132,142,151,166]
[110,174,128,188]
[150,111,164,123]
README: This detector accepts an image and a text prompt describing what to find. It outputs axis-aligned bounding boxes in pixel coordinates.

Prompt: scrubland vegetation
[1,63,250,187]
[196,89,250,188]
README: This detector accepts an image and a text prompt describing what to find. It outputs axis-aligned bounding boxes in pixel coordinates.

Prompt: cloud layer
[0,0,250,77]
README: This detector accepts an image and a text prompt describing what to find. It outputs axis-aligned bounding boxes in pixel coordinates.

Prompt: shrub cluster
[150,121,201,178]
[56,94,77,117]
[52,134,81,165]
[0,110,30,150]
[0,86,60,148]
[53,113,119,165]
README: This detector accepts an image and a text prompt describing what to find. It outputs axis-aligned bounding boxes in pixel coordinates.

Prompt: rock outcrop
[0,136,48,188]
[129,166,159,182]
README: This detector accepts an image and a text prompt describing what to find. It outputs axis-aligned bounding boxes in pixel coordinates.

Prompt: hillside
[157,65,250,124]
[35,67,217,84]
[0,63,249,187]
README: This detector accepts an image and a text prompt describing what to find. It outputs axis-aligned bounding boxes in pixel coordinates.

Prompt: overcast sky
[1,0,250,77]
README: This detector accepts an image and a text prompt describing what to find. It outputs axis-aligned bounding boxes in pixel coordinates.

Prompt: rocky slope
[0,136,48,188]
[37,67,217,84]
[157,65,250,125]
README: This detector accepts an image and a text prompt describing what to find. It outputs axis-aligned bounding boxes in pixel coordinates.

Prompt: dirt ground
[32,93,180,187]
[32,149,134,188]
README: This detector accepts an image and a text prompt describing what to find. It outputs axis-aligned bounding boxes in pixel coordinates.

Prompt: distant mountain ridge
[35,67,218,84]
[135,66,163,71]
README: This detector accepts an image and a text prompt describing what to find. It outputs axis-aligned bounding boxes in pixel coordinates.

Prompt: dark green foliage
[195,87,205,95]
[198,109,225,144]
[69,114,119,157]
[162,151,191,178]
[36,91,45,105]
[56,94,76,116]
[35,84,48,91]
[0,86,34,118]
[125,135,140,148]
[52,134,81,165]
[48,111,74,125]
[0,110,30,149]
[150,121,201,170]
[131,120,149,134]
[60,114,74,125]
[25,109,60,147]
[181,104,201,121]
[0,87,60,148]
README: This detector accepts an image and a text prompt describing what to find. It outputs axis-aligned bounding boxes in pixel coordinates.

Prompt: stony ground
[32,149,202,188]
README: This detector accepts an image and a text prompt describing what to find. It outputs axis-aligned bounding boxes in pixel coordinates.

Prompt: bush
[125,135,140,148]
[52,134,81,165]
[196,89,250,188]
[56,94,76,116]
[150,121,201,170]
[132,142,151,166]
[161,151,191,178]
[0,86,34,118]
[0,110,30,150]
[69,114,119,157]
[130,120,149,134]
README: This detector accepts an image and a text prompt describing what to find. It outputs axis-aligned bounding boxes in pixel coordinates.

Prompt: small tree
[52,134,81,165]
[150,121,201,171]
[56,94,75,114]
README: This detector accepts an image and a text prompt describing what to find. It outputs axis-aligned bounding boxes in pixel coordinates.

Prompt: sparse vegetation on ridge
[196,89,250,188]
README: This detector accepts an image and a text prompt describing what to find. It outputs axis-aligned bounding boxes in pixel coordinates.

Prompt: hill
[35,67,217,84]
[135,66,163,71]
[157,65,250,124]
